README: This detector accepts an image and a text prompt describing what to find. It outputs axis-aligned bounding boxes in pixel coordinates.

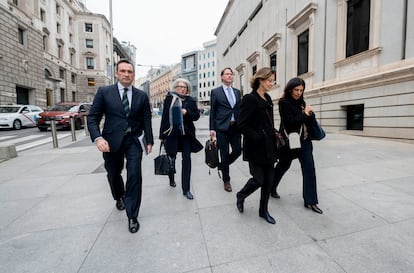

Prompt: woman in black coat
[271,77,323,214]
[159,78,203,200]
[236,67,278,224]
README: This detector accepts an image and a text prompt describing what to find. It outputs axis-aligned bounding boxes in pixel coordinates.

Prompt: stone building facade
[150,68,174,110]
[181,50,199,100]
[198,39,218,110]
[215,0,414,141]
[0,0,132,108]
[0,1,45,105]
[74,11,113,103]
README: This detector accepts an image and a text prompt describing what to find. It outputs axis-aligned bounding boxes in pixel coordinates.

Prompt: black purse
[154,143,174,175]
[275,130,287,150]
[204,137,219,169]
[265,110,287,152]
[308,116,326,140]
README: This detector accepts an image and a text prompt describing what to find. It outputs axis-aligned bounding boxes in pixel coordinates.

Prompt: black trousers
[272,138,319,205]
[168,134,192,194]
[216,124,242,182]
[103,134,143,219]
[238,161,274,214]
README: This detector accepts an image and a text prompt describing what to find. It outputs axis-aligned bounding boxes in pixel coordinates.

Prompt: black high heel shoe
[236,193,244,213]
[270,191,280,199]
[168,174,176,187]
[259,211,276,224]
[304,204,323,214]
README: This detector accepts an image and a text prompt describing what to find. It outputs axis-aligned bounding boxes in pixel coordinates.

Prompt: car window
[80,104,91,111]
[30,106,42,112]
[50,105,73,111]
[69,105,80,112]
[21,107,29,113]
[0,106,20,113]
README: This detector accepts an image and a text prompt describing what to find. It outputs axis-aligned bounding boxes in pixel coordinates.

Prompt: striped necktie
[122,88,130,116]
[227,87,235,108]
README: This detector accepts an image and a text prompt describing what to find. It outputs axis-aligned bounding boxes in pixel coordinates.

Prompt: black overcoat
[238,90,277,165]
[159,92,203,154]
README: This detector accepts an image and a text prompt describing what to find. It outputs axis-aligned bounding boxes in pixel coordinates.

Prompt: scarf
[163,91,185,136]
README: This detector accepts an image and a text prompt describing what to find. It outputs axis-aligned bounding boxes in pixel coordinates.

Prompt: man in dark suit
[209,67,242,192]
[87,59,154,234]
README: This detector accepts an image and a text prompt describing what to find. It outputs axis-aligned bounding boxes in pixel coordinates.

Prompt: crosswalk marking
[0,135,16,141]
[0,135,44,146]
[16,133,71,152]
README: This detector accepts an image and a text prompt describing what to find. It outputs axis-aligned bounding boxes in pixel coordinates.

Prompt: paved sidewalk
[1,116,414,273]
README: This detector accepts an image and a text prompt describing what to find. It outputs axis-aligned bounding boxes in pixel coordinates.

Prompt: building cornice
[306,64,414,97]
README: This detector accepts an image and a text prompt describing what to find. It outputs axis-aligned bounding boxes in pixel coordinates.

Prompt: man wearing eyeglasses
[209,67,242,192]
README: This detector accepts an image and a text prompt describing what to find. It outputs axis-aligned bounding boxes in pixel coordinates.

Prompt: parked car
[0,104,43,130]
[36,102,91,131]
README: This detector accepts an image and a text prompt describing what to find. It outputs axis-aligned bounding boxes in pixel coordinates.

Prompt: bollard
[70,116,76,142]
[50,117,58,148]
[83,115,90,136]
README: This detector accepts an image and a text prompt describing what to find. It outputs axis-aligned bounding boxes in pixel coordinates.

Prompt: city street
[0,127,88,152]
[0,116,414,273]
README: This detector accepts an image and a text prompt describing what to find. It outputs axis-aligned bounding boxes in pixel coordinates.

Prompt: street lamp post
[136,64,163,111]
[136,64,162,73]
[109,0,114,83]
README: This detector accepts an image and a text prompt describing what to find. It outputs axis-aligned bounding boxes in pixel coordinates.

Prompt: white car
[0,104,43,130]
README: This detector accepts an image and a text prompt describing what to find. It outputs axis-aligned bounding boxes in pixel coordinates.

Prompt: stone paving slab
[1,116,414,273]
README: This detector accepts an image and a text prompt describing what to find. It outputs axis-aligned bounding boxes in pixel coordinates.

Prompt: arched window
[44,69,52,79]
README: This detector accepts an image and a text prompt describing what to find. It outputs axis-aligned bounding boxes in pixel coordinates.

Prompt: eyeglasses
[176,85,187,89]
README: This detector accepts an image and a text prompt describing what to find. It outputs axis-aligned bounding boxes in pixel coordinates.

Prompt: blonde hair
[250,67,274,91]
[171,78,192,94]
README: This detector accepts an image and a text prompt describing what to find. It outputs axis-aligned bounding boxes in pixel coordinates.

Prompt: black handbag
[308,116,326,140]
[205,137,219,169]
[275,130,287,150]
[154,143,174,175]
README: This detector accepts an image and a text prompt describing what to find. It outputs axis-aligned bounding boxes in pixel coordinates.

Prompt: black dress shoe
[259,211,276,224]
[236,193,244,213]
[304,204,323,214]
[183,191,193,200]
[270,191,280,199]
[128,218,139,233]
[116,198,125,210]
[169,180,176,187]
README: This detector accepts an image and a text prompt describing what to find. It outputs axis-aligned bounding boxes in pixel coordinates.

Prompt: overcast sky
[83,0,228,78]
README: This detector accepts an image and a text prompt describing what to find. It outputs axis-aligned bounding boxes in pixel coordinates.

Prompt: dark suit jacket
[87,84,154,152]
[209,86,241,132]
[159,92,203,154]
[238,90,277,165]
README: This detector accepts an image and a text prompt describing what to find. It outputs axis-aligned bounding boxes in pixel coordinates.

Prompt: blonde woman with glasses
[159,78,203,200]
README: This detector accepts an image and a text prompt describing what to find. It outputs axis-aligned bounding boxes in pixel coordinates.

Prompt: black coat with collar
[278,97,314,134]
[87,84,154,152]
[209,86,241,132]
[159,92,203,154]
[238,90,278,165]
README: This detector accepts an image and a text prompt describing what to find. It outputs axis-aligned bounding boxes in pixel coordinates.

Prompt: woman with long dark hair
[236,67,278,224]
[271,77,323,214]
